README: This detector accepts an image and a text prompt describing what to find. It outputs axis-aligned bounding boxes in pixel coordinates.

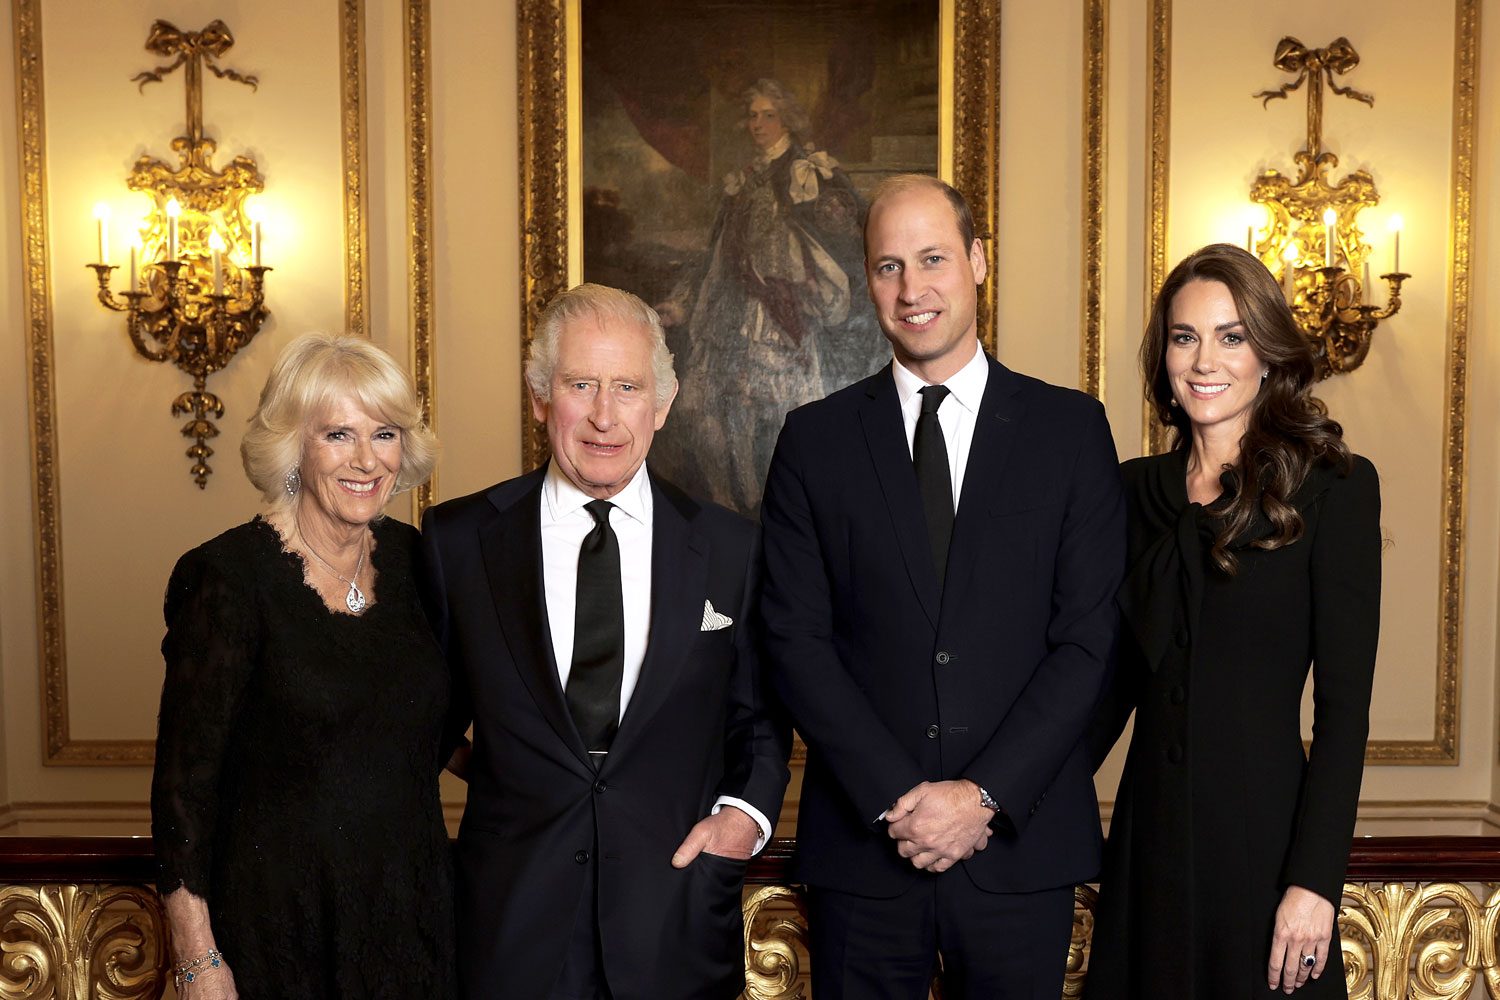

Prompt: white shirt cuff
[712,796,772,856]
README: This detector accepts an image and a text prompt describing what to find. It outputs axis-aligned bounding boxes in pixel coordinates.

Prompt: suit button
[1167,745,1183,764]
[926,725,940,739]
[574,850,590,864]
[1170,685,1186,705]
[593,780,607,794]
[935,651,951,664]
[1174,627,1189,648]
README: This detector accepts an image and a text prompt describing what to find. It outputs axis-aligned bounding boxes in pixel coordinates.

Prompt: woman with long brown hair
[1086,244,1380,998]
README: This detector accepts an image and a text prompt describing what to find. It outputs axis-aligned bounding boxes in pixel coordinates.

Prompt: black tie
[567,499,624,756]
[914,385,954,585]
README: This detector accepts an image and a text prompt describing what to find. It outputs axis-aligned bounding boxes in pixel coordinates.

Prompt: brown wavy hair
[1141,243,1350,574]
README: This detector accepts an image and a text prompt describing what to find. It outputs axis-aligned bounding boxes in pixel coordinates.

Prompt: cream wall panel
[996,0,1084,388]
[1091,0,1150,802]
[429,2,521,502]
[1101,0,1148,455]
[3,0,360,807]
[1166,4,1462,775]
[45,1,346,745]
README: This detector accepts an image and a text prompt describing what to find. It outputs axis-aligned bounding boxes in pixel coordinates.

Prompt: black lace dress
[151,516,455,999]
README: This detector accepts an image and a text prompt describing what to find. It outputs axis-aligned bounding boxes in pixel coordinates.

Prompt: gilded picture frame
[517,0,1000,511]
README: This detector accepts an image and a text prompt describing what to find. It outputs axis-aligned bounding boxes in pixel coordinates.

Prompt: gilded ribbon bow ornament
[133,21,258,156]
[1254,36,1374,160]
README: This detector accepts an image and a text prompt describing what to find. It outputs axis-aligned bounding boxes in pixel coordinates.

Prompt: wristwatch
[977,786,1000,813]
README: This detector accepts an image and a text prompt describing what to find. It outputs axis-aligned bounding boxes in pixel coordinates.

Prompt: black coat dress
[1084,451,1380,999]
[151,517,455,999]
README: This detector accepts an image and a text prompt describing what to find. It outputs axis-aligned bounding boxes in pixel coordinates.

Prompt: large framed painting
[519,0,998,516]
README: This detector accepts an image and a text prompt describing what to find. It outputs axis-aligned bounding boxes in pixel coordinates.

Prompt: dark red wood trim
[3,836,1497,886]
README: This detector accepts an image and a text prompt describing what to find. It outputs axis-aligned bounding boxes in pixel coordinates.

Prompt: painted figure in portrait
[582,0,939,515]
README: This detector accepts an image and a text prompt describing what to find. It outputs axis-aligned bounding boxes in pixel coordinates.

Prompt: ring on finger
[1302,954,1317,969]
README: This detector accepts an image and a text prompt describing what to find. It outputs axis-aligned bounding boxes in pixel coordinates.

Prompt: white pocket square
[701,600,734,631]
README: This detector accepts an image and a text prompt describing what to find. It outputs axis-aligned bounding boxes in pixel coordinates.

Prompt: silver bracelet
[173,948,224,989]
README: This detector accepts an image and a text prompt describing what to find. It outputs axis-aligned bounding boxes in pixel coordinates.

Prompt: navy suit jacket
[420,468,791,1000]
[760,354,1125,897]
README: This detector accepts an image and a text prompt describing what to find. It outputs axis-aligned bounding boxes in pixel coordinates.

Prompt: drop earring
[284,467,301,496]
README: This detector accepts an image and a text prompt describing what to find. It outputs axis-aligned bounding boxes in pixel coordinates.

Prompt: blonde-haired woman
[151,333,452,999]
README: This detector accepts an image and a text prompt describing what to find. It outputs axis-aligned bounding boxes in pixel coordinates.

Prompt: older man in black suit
[420,283,790,1000]
[759,175,1126,999]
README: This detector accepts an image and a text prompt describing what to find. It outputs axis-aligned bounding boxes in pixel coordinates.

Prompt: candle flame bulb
[1322,208,1337,226]
[208,231,226,252]
[93,203,110,221]
[165,198,181,219]
[1282,241,1300,262]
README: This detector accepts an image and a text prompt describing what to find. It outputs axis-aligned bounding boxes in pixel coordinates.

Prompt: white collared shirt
[539,461,771,852]
[891,338,990,511]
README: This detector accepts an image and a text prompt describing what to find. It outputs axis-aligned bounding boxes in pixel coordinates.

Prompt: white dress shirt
[540,461,772,852]
[892,337,990,511]
[877,341,990,824]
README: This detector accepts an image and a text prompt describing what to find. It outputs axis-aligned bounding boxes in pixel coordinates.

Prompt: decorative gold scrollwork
[1064,884,1098,998]
[0,884,167,1000]
[741,885,808,1000]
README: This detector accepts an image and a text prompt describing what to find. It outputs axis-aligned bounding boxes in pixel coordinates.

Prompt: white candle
[129,233,140,292]
[1246,226,1254,253]
[165,198,181,262]
[1282,242,1299,303]
[93,203,111,264]
[1390,214,1404,273]
[1363,261,1371,304]
[253,221,262,266]
[1322,208,1337,269]
[209,232,225,295]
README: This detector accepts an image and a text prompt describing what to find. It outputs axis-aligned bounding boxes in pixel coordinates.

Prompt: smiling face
[1165,278,1268,438]
[298,393,402,530]
[864,184,988,384]
[746,95,787,150]
[533,314,675,499]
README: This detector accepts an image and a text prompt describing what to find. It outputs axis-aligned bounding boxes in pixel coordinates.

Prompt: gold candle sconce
[87,19,271,488]
[1247,36,1409,380]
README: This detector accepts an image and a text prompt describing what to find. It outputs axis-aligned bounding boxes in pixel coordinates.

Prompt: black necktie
[914,385,954,585]
[567,499,624,755]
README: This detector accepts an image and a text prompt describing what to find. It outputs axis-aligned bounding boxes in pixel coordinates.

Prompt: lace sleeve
[150,545,260,897]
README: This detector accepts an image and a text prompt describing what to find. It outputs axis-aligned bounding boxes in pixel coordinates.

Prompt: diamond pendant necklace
[295,518,369,613]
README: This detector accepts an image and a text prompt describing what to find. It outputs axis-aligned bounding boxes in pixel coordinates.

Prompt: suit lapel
[858,366,941,629]
[943,356,1027,602]
[479,475,592,769]
[608,474,707,762]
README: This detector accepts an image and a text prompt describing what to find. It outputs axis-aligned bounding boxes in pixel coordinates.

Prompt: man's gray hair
[743,78,811,137]
[525,283,677,409]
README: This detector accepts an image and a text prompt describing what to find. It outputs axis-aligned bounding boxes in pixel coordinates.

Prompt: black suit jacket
[760,354,1126,897]
[420,468,791,1000]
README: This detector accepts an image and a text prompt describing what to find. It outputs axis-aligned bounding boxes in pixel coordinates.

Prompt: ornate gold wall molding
[14,0,146,765]
[1416,0,1475,765]
[340,0,370,340]
[406,0,436,519]
[1141,0,1171,456]
[950,0,1002,357]
[1129,1,1470,763]
[18,1,381,762]
[1081,0,1107,401]
[1370,0,1474,765]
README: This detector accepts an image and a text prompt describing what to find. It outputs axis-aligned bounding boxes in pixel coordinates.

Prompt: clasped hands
[885,779,995,873]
